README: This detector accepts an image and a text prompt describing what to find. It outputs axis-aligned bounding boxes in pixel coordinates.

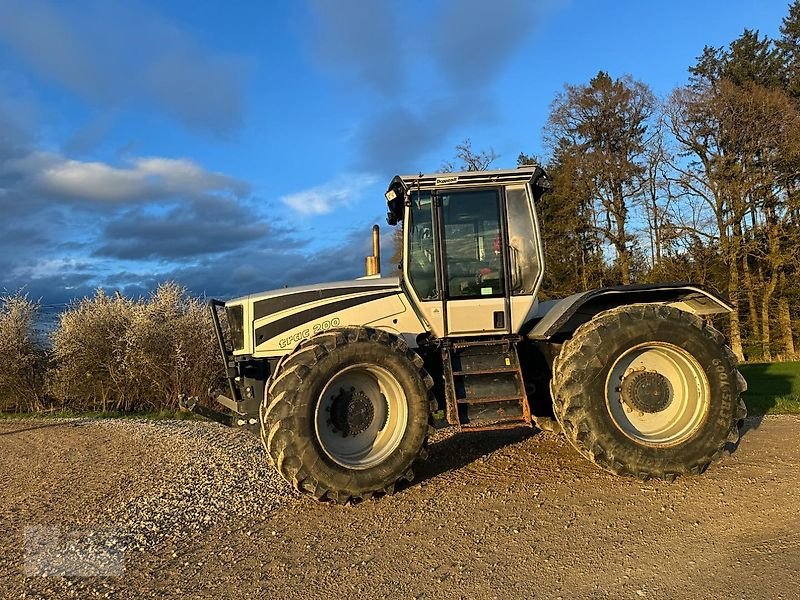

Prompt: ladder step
[462,423,532,432]
[460,416,531,431]
[452,367,518,376]
[457,395,525,404]
[443,337,533,431]
[452,338,519,349]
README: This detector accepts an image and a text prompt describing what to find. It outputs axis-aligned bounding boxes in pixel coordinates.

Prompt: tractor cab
[385,166,552,338]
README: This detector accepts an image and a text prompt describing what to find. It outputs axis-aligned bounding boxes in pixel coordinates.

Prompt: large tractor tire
[259,327,435,503]
[551,304,747,480]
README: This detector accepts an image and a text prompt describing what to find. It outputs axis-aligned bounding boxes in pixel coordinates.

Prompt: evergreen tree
[544,72,656,285]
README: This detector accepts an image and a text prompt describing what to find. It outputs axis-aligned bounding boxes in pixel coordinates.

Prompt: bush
[50,283,223,412]
[122,282,222,410]
[50,289,137,411]
[0,293,48,411]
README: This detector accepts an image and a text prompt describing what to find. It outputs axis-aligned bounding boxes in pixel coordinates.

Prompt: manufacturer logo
[435,176,459,185]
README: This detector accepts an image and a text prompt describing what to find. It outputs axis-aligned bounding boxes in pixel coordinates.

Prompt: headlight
[225,305,244,351]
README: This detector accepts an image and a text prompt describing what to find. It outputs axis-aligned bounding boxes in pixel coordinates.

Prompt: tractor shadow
[0,420,81,437]
[409,425,538,487]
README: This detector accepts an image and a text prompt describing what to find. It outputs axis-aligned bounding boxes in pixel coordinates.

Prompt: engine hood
[232,277,401,313]
[228,277,408,356]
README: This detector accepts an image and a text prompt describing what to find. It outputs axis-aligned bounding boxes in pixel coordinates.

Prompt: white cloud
[2,152,248,202]
[39,158,150,201]
[132,157,248,196]
[280,173,379,216]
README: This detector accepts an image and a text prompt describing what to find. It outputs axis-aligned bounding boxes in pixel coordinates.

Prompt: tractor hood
[232,277,402,309]
[227,277,414,356]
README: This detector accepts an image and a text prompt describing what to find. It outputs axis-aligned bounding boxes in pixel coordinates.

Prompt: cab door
[436,187,510,336]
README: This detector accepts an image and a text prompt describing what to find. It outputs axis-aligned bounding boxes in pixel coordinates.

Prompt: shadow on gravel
[0,421,80,436]
[410,427,539,488]
[738,416,766,441]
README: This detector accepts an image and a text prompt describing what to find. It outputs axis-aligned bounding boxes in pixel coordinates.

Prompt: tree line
[445,3,800,363]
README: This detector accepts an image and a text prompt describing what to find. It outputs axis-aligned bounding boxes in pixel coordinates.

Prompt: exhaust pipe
[365,224,381,277]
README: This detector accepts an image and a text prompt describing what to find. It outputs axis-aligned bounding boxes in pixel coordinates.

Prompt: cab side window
[506,186,540,295]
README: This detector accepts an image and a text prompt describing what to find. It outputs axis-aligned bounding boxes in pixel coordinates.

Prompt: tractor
[191,166,747,503]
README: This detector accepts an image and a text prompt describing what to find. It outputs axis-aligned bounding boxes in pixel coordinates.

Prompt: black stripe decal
[255,291,398,345]
[253,285,397,320]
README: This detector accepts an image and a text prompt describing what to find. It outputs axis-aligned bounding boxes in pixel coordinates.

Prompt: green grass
[739,360,800,415]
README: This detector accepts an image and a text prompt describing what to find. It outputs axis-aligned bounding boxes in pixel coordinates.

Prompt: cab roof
[384,165,550,225]
[391,165,540,193]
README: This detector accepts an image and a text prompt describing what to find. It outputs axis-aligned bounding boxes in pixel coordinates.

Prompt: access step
[451,367,519,376]
[460,417,531,431]
[442,338,532,431]
[456,395,526,404]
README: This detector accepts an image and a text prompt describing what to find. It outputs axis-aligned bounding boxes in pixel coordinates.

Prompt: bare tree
[441,139,499,172]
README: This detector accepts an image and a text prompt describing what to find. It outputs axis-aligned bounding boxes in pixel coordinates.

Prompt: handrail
[208,299,239,402]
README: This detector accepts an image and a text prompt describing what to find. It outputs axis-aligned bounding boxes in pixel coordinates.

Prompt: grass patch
[739,361,800,415]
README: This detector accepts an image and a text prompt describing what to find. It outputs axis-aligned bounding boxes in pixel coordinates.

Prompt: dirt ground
[1,415,798,599]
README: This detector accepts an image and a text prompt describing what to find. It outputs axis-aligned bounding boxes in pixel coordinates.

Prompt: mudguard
[526,283,732,340]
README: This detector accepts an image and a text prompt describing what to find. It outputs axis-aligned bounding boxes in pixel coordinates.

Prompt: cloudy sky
[0,0,787,304]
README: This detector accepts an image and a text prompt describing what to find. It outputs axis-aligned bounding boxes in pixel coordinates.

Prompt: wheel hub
[620,371,671,413]
[330,387,376,436]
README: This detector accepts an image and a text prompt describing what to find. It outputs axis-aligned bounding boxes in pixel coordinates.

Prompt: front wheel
[260,327,435,503]
[551,304,747,480]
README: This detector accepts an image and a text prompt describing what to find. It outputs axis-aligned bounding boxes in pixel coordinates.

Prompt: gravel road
[1,415,798,599]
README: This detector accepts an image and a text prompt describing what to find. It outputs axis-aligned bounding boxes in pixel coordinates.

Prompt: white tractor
[192,166,747,503]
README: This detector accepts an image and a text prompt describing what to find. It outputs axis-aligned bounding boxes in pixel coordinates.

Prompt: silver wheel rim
[605,342,709,446]
[315,364,408,469]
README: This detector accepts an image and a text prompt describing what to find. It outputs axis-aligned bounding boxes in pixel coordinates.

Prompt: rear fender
[525,283,732,341]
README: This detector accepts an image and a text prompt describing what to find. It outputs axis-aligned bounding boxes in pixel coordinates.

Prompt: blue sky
[0,0,790,304]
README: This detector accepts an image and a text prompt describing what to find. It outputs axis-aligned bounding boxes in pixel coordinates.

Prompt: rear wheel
[260,327,435,503]
[551,304,747,480]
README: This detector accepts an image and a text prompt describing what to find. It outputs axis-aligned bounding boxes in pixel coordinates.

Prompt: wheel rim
[315,364,408,469]
[604,342,709,446]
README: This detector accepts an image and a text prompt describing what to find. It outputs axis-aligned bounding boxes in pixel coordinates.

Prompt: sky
[0,0,791,305]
